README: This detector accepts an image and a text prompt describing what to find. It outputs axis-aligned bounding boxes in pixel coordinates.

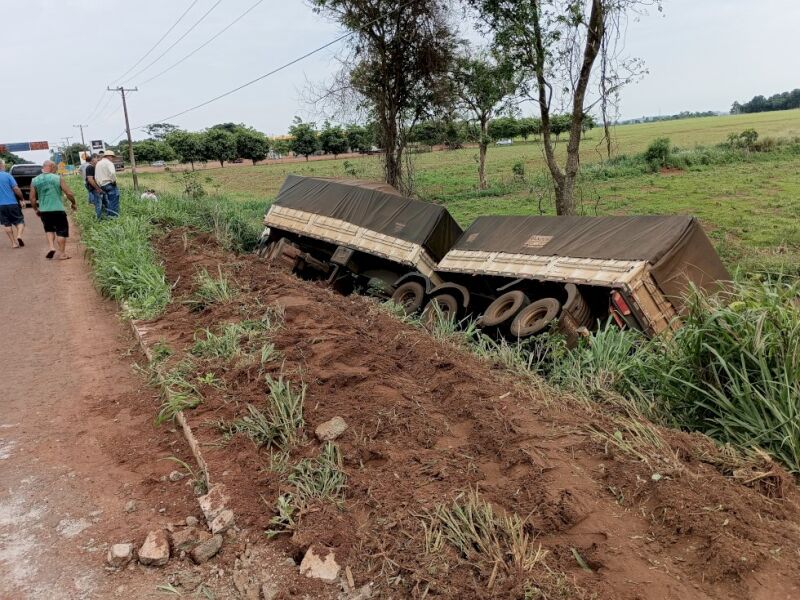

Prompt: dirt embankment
[143,229,800,599]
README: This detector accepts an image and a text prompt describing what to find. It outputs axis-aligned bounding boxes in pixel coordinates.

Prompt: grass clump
[627,278,800,473]
[425,490,545,577]
[233,376,305,450]
[79,212,170,319]
[266,443,346,538]
[152,357,202,424]
[191,307,284,364]
[186,267,237,311]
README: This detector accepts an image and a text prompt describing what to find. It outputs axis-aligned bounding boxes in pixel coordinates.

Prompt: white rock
[124,500,136,513]
[210,508,235,534]
[185,516,199,527]
[315,417,348,442]
[169,470,185,482]
[300,544,340,582]
[106,543,134,568]
[198,485,230,523]
[138,530,170,567]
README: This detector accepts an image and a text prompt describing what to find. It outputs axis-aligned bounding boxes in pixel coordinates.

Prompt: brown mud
[143,228,800,599]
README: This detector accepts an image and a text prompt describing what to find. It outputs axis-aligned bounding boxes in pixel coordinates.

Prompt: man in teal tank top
[30,160,77,260]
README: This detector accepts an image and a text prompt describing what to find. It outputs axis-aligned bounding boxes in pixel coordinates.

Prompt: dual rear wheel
[481,290,562,339]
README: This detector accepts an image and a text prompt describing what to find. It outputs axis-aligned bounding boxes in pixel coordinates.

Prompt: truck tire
[510,298,561,338]
[421,294,459,328]
[391,281,425,314]
[481,291,530,328]
[563,283,591,327]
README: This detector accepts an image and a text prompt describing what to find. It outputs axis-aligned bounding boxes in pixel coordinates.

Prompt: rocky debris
[124,500,136,513]
[169,470,186,482]
[171,526,207,552]
[300,544,341,582]
[233,568,261,600]
[106,543,134,568]
[315,416,348,442]
[186,515,199,527]
[175,571,203,592]
[198,485,234,532]
[261,583,278,600]
[138,530,171,567]
[210,508,235,534]
[190,533,223,564]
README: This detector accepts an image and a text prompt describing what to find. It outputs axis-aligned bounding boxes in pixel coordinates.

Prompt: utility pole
[107,86,139,191]
[61,136,73,167]
[73,124,88,149]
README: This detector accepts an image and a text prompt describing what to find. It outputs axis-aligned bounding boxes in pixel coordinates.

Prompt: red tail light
[611,291,631,316]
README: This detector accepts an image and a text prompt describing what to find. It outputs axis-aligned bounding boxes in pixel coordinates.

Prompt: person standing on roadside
[95,150,119,218]
[85,155,105,219]
[30,160,77,260]
[0,159,26,249]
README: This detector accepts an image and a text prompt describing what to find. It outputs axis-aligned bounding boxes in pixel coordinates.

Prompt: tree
[201,128,237,167]
[471,0,659,215]
[144,123,179,140]
[345,124,372,154]
[60,143,89,165]
[273,138,292,156]
[311,0,456,193]
[288,118,320,161]
[133,140,177,162]
[517,117,542,140]
[235,128,270,164]
[487,116,518,141]
[166,130,204,169]
[0,150,30,166]
[319,122,349,157]
[550,114,572,140]
[452,51,519,189]
[209,122,242,134]
[581,113,597,138]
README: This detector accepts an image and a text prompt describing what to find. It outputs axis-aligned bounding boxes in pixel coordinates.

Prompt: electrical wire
[134,0,417,128]
[121,0,224,86]
[112,0,200,85]
[84,91,109,122]
[138,0,265,86]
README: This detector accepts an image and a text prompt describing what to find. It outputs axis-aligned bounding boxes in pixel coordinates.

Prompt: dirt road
[0,210,197,599]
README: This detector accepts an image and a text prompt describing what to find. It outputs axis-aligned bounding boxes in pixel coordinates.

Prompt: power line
[121,0,224,86]
[138,0,265,86]
[112,0,200,85]
[84,91,109,122]
[138,33,350,127]
[134,0,416,128]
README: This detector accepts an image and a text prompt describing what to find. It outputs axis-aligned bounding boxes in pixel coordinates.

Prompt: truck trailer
[259,175,462,298]
[404,214,730,339]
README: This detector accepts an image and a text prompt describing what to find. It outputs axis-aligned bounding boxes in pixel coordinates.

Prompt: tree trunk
[478,117,488,190]
[190,160,195,171]
[219,159,225,167]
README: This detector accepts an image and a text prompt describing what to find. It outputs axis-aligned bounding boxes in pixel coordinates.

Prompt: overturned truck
[261,176,730,339]
[402,215,730,339]
[259,175,462,294]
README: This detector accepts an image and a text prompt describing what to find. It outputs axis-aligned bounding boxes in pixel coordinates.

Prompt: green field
[120,109,800,273]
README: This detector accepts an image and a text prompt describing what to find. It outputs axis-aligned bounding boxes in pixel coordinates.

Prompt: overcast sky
[2,0,798,160]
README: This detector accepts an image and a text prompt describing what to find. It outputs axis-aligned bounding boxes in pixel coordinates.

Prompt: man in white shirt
[95,151,119,218]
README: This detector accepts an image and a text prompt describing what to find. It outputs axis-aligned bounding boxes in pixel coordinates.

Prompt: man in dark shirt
[84,155,105,219]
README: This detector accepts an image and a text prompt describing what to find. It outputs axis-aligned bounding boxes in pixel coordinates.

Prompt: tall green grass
[627,278,800,472]
[77,205,170,320]
[122,189,264,253]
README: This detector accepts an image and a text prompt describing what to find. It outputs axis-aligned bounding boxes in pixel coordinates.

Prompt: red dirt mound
[142,228,800,599]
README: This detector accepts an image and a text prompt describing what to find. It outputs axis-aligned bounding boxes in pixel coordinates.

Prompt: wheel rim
[399,290,418,308]
[520,306,549,328]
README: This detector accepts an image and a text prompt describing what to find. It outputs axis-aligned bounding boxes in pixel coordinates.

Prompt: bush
[644,137,671,171]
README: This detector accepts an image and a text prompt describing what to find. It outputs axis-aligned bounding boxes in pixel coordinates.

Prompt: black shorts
[0,204,24,227]
[40,211,69,238]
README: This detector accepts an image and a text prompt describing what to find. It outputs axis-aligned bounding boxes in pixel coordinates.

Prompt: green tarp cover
[272,175,463,262]
[452,215,730,310]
